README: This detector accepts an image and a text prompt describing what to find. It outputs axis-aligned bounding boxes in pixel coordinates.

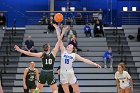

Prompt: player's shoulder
[123,71,129,74]
[115,71,121,76]
[61,50,67,54]
[24,68,29,72]
[115,71,119,74]
[35,68,38,71]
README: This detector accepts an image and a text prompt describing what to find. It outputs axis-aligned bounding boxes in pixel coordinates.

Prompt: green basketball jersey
[41,51,55,70]
[26,68,36,85]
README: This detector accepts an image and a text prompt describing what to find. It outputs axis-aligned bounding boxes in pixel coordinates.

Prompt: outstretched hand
[96,64,102,68]
[14,45,21,52]
[62,26,69,33]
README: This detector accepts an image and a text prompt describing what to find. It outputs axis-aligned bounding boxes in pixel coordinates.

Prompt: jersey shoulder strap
[41,52,46,58]
[50,51,55,58]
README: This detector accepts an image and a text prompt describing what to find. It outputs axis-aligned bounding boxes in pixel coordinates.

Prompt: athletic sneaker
[104,65,107,68]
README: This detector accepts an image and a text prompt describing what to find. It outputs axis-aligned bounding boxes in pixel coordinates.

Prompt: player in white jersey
[54,24,101,93]
[115,63,133,93]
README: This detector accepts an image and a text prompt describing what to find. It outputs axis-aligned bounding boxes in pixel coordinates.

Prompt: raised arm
[75,54,101,68]
[53,24,66,53]
[14,45,43,58]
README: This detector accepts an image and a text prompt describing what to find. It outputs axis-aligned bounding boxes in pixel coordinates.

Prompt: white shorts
[60,69,77,85]
[120,84,130,89]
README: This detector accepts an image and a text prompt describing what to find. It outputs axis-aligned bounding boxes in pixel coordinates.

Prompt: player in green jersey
[14,25,67,93]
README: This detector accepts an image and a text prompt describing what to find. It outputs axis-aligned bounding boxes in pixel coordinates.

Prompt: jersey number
[65,59,69,64]
[45,59,52,65]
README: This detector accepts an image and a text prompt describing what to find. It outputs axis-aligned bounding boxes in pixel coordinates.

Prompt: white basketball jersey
[115,71,131,88]
[61,51,75,70]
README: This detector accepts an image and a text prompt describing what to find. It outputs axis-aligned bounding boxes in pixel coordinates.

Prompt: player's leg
[60,71,70,93]
[125,87,130,93]
[30,89,35,93]
[71,83,80,93]
[62,83,70,93]
[34,83,43,93]
[34,70,46,93]
[30,85,36,93]
[50,83,58,93]
[70,71,80,93]
[120,88,125,93]
[47,71,58,93]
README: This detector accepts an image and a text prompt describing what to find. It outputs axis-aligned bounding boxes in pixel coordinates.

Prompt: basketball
[54,13,63,23]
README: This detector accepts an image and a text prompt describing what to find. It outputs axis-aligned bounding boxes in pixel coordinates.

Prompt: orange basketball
[54,13,63,23]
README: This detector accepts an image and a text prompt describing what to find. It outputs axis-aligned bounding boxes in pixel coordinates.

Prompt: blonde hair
[119,63,125,70]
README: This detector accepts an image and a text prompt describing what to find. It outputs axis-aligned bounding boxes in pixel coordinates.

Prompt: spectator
[38,16,48,25]
[66,17,73,25]
[57,66,73,93]
[23,62,39,93]
[0,13,6,29]
[75,13,82,25]
[68,35,82,52]
[48,16,55,33]
[66,25,77,42]
[103,47,113,68]
[22,35,37,57]
[94,19,104,37]
[84,23,92,37]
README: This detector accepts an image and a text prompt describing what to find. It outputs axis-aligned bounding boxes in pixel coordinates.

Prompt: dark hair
[43,43,49,51]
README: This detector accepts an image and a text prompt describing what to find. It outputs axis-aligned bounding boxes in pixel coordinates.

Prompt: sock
[33,88,39,93]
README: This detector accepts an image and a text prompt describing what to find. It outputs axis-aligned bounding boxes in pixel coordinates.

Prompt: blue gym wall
[55,0,140,26]
[0,0,49,27]
[0,0,140,26]
[54,0,117,25]
[117,0,140,25]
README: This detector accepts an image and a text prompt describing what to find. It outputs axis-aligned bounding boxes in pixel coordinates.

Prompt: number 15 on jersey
[65,59,69,64]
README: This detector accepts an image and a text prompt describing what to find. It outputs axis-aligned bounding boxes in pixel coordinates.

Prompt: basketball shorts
[60,69,77,84]
[38,69,56,85]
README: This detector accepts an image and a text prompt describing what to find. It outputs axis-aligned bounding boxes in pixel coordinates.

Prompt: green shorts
[38,69,56,85]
